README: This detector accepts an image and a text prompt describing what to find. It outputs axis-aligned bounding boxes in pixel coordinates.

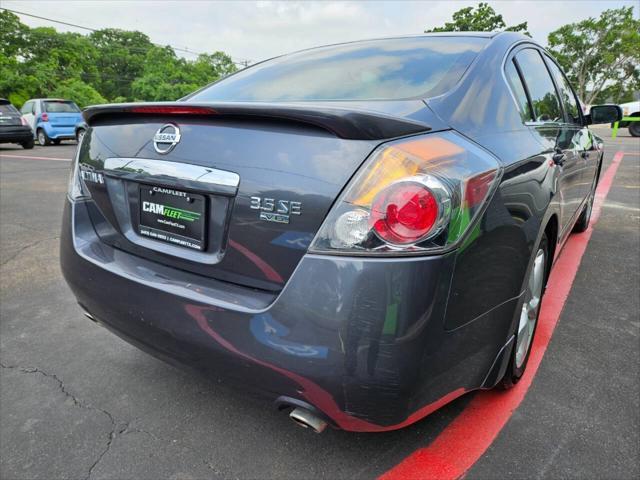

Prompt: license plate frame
[137,185,207,251]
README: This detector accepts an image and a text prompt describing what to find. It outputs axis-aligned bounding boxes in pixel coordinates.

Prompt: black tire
[53,139,61,145]
[500,233,549,389]
[573,172,598,233]
[21,138,34,149]
[76,128,86,143]
[37,129,51,146]
[629,122,640,137]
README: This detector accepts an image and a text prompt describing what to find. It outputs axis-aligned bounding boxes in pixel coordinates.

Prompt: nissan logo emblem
[153,124,181,154]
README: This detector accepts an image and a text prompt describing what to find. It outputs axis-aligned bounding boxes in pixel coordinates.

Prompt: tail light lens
[371,181,440,244]
[67,133,90,202]
[41,113,49,122]
[309,131,501,255]
[20,117,28,126]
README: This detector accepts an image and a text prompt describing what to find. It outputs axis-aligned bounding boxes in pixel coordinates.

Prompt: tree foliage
[0,11,237,107]
[547,7,640,105]
[131,47,237,101]
[51,79,107,108]
[426,2,529,35]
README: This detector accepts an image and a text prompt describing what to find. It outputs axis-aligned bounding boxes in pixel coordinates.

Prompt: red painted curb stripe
[0,153,71,162]
[380,151,626,480]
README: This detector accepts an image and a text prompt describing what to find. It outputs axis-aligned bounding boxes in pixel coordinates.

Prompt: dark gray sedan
[60,32,621,432]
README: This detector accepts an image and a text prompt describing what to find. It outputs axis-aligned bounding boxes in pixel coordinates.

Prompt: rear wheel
[573,170,598,233]
[37,129,51,146]
[501,233,549,389]
[21,138,34,149]
[629,121,640,137]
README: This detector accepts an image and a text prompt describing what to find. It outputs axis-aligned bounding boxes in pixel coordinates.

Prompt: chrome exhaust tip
[289,407,327,433]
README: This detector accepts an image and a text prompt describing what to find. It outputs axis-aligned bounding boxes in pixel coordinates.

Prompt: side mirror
[587,104,623,125]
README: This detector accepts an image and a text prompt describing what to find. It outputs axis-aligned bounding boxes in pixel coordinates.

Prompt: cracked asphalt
[1,129,639,480]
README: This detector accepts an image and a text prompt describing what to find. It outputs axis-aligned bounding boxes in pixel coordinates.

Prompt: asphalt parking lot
[1,129,638,480]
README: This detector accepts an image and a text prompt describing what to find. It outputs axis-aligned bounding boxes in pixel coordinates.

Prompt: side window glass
[21,102,32,115]
[544,56,581,125]
[515,49,563,123]
[505,59,533,122]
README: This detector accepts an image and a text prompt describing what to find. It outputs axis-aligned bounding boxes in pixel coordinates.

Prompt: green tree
[189,52,237,85]
[51,79,107,107]
[19,27,100,95]
[1,11,101,102]
[132,46,236,101]
[0,11,236,104]
[90,28,154,101]
[547,7,640,105]
[131,46,198,101]
[1,11,41,104]
[0,9,29,57]
[426,2,528,35]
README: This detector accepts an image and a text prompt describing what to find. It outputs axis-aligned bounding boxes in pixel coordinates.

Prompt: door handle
[552,152,566,166]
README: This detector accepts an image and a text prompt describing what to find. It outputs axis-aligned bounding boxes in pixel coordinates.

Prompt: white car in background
[618,100,640,137]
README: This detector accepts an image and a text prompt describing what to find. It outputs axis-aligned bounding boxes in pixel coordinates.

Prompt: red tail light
[371,183,439,244]
[20,117,28,126]
[41,113,49,122]
[309,131,501,255]
[465,171,496,207]
[129,106,217,115]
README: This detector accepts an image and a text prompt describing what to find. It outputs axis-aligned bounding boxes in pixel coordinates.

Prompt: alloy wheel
[37,131,46,146]
[515,248,545,368]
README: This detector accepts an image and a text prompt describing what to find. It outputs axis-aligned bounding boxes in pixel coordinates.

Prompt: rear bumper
[0,126,32,143]
[40,123,76,139]
[61,199,514,431]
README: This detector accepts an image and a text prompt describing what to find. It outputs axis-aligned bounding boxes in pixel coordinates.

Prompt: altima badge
[250,196,302,224]
[153,124,181,154]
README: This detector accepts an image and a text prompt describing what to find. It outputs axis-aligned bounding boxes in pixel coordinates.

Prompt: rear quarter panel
[427,33,560,364]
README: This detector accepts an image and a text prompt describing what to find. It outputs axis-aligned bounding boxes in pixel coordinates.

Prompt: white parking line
[0,154,71,162]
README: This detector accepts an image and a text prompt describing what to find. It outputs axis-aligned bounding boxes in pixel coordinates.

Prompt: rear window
[0,103,19,115]
[189,36,489,102]
[44,101,80,113]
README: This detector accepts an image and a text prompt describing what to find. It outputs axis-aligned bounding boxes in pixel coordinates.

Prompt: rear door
[514,47,583,237]
[543,54,597,198]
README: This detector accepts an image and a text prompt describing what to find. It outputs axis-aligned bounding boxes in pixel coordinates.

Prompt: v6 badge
[250,196,302,224]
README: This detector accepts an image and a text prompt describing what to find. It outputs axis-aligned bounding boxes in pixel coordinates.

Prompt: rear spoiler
[82,102,431,141]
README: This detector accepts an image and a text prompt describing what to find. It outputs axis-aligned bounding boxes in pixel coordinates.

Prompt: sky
[3,0,638,65]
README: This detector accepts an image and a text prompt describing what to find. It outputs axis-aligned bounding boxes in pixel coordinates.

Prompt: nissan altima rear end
[61,33,604,432]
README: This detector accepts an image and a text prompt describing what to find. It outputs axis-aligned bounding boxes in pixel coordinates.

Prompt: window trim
[511,57,534,122]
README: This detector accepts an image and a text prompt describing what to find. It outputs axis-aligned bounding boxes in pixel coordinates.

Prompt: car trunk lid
[78,101,443,290]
